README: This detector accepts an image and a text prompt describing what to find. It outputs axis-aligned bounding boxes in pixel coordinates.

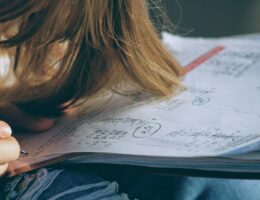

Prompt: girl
[1,0,260,199]
[0,0,182,199]
[0,0,182,172]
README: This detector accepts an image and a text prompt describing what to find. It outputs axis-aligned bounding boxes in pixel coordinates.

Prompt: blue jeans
[2,166,260,200]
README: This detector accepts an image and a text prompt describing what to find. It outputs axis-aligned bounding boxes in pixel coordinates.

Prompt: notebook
[8,33,260,176]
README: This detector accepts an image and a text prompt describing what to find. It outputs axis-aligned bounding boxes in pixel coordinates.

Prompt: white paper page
[39,101,260,157]
[162,32,260,66]
[13,34,260,174]
[222,33,260,41]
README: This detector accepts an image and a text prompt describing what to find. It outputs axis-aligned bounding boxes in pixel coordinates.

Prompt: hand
[0,121,20,176]
[0,103,55,176]
[0,103,54,132]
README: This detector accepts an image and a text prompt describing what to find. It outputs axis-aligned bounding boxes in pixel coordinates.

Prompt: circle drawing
[133,123,161,138]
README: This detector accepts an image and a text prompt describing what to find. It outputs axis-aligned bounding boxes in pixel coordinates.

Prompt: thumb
[0,121,12,139]
[0,163,8,177]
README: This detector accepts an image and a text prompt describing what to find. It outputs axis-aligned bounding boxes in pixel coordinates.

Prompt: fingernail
[0,121,12,138]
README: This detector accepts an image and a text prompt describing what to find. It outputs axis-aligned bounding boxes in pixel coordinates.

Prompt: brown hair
[0,0,183,117]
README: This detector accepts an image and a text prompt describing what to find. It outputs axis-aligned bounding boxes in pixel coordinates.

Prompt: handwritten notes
[164,128,260,153]
[68,118,144,148]
[205,49,260,78]
[16,33,260,167]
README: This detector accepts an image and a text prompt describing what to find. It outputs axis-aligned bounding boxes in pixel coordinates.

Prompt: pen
[20,150,29,155]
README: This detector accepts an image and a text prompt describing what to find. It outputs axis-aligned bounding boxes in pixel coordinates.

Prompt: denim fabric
[99,168,260,200]
[2,166,260,200]
[1,168,130,200]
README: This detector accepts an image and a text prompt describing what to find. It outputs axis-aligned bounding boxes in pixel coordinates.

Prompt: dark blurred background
[151,0,260,37]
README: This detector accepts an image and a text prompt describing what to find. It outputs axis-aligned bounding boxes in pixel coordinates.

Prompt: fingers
[7,160,32,177]
[0,163,8,176]
[0,137,20,164]
[0,103,54,132]
[0,121,12,138]
[0,121,13,176]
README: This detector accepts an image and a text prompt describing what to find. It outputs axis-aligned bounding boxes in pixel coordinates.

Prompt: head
[0,0,183,117]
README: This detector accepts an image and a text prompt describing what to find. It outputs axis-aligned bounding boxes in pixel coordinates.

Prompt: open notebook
[8,33,260,176]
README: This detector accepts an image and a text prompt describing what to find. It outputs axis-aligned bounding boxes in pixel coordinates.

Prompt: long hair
[0,0,183,117]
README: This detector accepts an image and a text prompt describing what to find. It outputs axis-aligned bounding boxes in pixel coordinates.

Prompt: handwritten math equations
[12,33,260,177]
